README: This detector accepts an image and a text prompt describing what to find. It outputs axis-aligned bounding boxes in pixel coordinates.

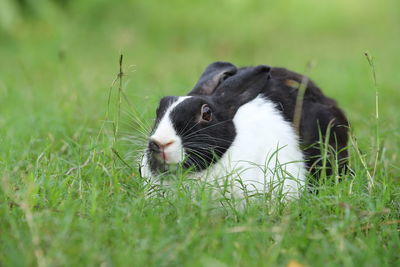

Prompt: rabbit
[139,61,349,198]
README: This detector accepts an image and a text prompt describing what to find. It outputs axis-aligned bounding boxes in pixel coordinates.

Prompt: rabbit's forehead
[151,96,191,143]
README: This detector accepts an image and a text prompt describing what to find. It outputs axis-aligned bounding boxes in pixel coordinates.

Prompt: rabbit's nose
[148,139,175,152]
[148,140,160,152]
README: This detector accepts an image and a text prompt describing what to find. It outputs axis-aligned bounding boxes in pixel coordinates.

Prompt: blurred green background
[1,0,399,153]
[1,0,399,266]
[1,0,400,128]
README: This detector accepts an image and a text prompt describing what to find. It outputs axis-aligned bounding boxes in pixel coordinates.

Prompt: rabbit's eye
[201,104,212,122]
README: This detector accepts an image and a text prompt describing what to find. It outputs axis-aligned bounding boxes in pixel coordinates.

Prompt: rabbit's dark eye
[201,104,212,122]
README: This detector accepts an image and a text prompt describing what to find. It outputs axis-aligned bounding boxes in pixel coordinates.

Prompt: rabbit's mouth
[147,147,212,175]
[147,152,169,174]
[147,147,186,174]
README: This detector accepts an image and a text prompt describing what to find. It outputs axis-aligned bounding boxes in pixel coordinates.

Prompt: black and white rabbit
[140,62,349,196]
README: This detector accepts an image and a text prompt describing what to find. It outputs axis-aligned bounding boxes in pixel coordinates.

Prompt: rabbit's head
[145,62,271,175]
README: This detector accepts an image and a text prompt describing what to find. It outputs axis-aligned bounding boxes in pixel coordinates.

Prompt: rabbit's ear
[188,61,237,96]
[214,65,271,107]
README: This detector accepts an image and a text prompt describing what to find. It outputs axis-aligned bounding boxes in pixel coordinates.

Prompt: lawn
[0,0,399,266]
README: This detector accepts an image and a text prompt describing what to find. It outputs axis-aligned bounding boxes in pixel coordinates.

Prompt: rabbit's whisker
[183,119,231,139]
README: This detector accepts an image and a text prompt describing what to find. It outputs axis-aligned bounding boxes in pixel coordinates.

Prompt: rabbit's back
[261,67,349,177]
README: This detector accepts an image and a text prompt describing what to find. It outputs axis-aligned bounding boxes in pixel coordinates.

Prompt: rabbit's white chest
[205,96,306,196]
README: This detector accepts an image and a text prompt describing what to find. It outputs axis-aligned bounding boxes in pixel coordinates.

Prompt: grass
[0,0,399,266]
